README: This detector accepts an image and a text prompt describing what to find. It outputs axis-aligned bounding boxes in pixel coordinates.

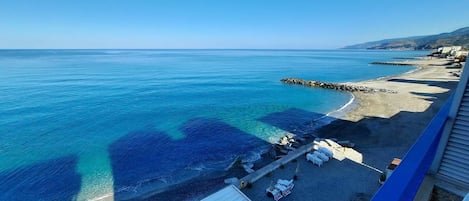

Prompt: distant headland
[344,26,469,50]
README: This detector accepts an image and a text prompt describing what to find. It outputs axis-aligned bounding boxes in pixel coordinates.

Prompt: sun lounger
[318,146,333,158]
[306,153,323,167]
[266,187,283,201]
[277,179,294,188]
[275,184,291,196]
[313,151,329,162]
[277,179,294,194]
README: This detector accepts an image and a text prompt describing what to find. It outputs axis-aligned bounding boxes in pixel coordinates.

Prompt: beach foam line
[327,92,356,118]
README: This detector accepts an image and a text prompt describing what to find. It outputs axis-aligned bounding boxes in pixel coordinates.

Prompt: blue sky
[1,0,468,49]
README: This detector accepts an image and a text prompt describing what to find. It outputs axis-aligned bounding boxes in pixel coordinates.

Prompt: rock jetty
[370,61,413,66]
[280,78,397,93]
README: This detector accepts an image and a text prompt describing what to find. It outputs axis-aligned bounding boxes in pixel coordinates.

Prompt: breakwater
[371,61,413,66]
[281,78,397,93]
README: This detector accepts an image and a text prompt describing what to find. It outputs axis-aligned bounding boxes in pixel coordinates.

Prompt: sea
[0,49,423,200]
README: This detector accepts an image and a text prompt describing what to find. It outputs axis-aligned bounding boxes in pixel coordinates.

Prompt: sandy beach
[240,57,462,201]
[139,57,462,201]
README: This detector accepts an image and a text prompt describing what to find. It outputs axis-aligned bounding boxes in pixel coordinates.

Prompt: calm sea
[0,49,422,200]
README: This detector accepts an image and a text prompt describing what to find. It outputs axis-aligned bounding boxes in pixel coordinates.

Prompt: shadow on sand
[243,78,458,201]
[317,79,457,149]
[0,155,81,201]
[388,78,456,87]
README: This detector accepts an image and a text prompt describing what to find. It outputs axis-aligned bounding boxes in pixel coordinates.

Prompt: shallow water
[0,49,422,200]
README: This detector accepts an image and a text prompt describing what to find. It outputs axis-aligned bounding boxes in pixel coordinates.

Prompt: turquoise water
[0,49,421,200]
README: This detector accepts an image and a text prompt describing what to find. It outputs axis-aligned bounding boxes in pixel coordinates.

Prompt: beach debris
[280,78,397,94]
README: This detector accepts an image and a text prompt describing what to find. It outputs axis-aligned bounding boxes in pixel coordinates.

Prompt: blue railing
[372,95,453,201]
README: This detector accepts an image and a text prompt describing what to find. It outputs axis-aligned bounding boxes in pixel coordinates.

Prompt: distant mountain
[344,27,469,50]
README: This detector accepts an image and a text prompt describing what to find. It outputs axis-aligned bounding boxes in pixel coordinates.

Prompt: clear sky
[1,0,468,49]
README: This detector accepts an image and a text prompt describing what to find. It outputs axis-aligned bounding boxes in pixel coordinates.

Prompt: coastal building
[441,46,462,54]
[456,51,468,58]
[372,61,469,200]
[433,46,464,58]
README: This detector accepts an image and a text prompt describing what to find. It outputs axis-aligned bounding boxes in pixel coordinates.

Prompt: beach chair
[318,146,333,158]
[313,151,329,162]
[306,153,323,167]
[274,183,291,196]
[266,187,283,201]
[277,179,294,191]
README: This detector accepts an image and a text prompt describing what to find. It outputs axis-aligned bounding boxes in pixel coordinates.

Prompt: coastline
[118,56,462,201]
[343,57,460,122]
[241,56,462,201]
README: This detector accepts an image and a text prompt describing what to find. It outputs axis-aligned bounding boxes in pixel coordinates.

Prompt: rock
[279,136,289,145]
[281,78,396,94]
[370,62,413,66]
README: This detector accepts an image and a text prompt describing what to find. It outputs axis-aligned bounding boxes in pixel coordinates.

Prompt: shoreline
[112,56,462,201]
[343,57,461,122]
[335,59,423,119]
[241,56,462,201]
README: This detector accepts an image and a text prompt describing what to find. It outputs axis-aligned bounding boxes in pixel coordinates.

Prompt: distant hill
[344,27,469,50]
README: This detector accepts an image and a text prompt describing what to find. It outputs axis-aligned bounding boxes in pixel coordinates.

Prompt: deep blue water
[0,49,422,200]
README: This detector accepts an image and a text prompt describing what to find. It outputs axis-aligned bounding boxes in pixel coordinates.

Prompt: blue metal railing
[372,95,453,201]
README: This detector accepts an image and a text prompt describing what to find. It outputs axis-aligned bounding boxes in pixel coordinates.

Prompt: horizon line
[0,48,378,51]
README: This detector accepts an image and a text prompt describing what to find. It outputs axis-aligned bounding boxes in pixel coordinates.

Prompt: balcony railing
[372,95,453,201]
